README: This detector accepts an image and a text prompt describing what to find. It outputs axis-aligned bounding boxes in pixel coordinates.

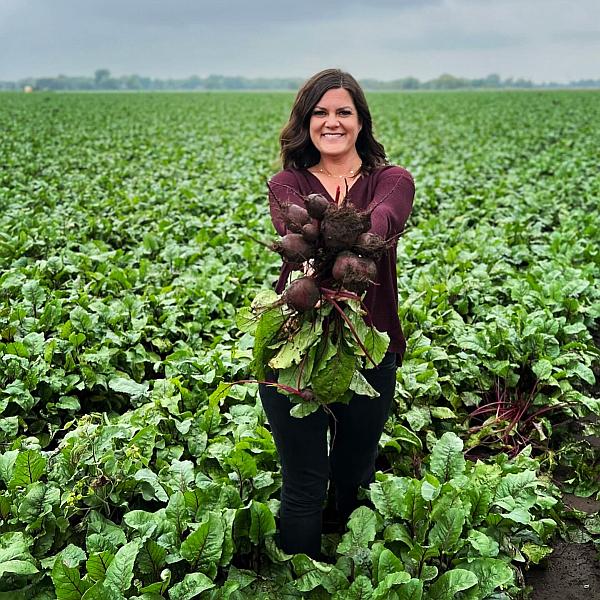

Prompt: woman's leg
[328,352,397,523]
[259,383,329,559]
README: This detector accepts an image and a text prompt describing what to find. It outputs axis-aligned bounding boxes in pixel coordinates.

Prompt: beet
[283,277,320,312]
[302,222,319,243]
[320,204,371,250]
[332,251,377,294]
[299,388,315,402]
[304,193,330,220]
[353,232,389,260]
[273,234,315,263]
[283,203,311,233]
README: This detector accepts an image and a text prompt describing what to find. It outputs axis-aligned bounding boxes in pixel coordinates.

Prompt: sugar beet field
[0,90,599,599]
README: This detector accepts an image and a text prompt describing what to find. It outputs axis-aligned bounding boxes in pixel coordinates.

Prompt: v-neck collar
[304,169,364,204]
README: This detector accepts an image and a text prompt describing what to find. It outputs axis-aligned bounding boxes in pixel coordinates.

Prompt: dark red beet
[353,232,389,260]
[332,252,377,294]
[283,277,320,312]
[299,388,315,402]
[283,203,311,233]
[332,251,360,281]
[304,193,330,220]
[273,234,315,263]
[302,222,319,243]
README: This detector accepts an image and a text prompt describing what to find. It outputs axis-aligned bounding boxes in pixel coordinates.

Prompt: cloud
[0,0,598,82]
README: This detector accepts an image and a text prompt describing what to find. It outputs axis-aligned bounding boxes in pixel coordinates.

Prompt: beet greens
[241,187,394,417]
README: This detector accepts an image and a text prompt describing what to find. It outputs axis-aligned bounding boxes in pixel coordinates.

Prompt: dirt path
[525,540,600,600]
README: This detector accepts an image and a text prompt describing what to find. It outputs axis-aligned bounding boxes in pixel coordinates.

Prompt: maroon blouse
[266,165,415,361]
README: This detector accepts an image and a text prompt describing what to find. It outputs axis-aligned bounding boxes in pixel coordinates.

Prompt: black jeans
[259,351,397,559]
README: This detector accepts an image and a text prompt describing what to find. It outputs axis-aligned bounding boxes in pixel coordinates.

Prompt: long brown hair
[280,68,388,172]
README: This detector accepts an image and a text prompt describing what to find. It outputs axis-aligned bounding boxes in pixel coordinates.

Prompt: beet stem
[323,294,377,367]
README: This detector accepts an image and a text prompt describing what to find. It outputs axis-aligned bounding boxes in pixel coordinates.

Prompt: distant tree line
[1,69,599,91]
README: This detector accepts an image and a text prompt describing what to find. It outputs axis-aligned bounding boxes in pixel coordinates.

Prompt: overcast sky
[1,0,599,83]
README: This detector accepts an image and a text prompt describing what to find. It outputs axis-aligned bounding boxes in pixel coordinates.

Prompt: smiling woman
[261,68,415,559]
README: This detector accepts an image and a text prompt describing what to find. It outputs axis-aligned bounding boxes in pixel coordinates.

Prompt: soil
[526,418,600,600]
[525,540,600,600]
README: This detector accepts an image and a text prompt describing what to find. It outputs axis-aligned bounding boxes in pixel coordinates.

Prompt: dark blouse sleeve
[368,167,415,240]
[267,170,303,237]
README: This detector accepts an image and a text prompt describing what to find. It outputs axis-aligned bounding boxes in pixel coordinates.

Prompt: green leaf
[395,579,424,600]
[429,407,457,420]
[373,571,412,599]
[532,359,553,380]
[337,575,373,599]
[462,558,514,597]
[292,554,332,592]
[468,484,492,526]
[226,449,258,481]
[391,424,423,450]
[104,541,139,593]
[52,560,92,600]
[168,572,215,600]
[134,469,169,502]
[370,476,408,519]
[137,540,167,577]
[180,512,224,573]
[0,450,18,484]
[337,506,377,555]
[311,346,357,404]
[18,482,60,523]
[425,569,478,600]
[384,523,414,549]
[351,312,390,368]
[9,450,47,489]
[80,582,123,600]
[124,510,158,540]
[108,377,149,398]
[429,432,465,482]
[349,370,379,397]
[420,474,441,502]
[400,479,427,524]
[269,317,322,370]
[290,400,320,418]
[0,559,39,577]
[466,530,499,557]
[85,551,114,582]
[428,508,465,553]
[522,543,553,564]
[249,500,276,544]
[377,548,404,582]
[252,307,286,379]
[573,362,595,385]
[87,512,127,548]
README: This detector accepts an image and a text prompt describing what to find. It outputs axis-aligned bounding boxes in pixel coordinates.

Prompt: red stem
[323,295,377,367]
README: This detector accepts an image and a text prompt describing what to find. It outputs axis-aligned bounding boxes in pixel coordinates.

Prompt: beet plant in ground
[239,189,394,417]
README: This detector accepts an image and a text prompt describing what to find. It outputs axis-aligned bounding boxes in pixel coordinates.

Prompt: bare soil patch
[525,540,600,600]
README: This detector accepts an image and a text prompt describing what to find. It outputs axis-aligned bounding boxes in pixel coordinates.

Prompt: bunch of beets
[266,186,391,312]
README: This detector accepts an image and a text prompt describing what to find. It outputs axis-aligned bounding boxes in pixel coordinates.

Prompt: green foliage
[0,90,598,598]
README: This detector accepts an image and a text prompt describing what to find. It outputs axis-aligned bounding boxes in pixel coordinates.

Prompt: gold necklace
[316,163,362,179]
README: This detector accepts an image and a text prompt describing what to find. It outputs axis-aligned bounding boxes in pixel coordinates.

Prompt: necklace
[315,162,362,179]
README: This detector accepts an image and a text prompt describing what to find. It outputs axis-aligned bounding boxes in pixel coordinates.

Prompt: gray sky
[1,0,599,82]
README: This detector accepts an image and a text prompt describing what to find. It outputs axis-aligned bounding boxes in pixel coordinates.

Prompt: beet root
[301,222,319,243]
[332,251,378,294]
[320,204,371,250]
[273,234,315,263]
[299,388,315,402]
[283,203,311,233]
[304,193,330,220]
[353,232,389,260]
[283,277,320,312]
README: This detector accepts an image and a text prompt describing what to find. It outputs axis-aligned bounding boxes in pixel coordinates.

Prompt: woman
[260,68,414,560]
